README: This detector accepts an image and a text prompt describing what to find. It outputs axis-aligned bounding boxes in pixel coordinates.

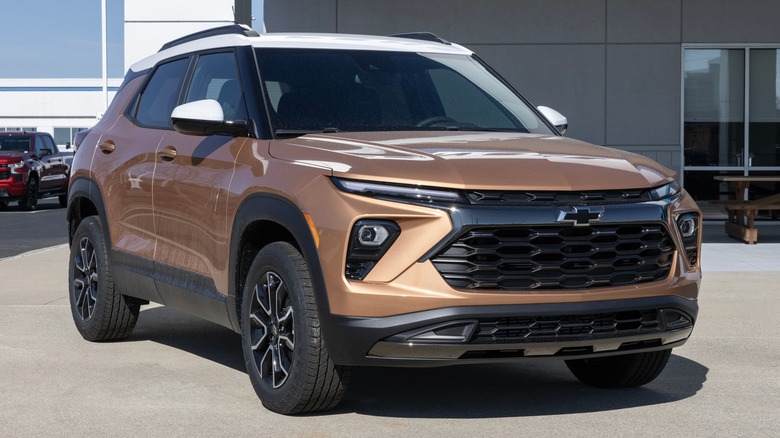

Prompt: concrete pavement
[1,242,778,437]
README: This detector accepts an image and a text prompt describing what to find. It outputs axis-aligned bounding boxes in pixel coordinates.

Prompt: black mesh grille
[431,224,675,290]
[473,309,689,344]
[466,189,650,205]
[0,170,9,180]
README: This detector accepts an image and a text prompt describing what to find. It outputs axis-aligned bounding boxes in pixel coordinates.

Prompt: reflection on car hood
[269,131,675,191]
[0,151,27,163]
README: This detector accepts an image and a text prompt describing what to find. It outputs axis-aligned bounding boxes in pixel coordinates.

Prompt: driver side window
[185,52,246,121]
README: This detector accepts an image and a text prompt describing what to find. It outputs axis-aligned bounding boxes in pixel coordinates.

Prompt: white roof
[130,32,473,73]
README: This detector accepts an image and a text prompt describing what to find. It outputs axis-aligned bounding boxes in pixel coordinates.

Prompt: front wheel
[565,349,672,388]
[241,242,349,414]
[20,177,39,211]
[68,216,139,341]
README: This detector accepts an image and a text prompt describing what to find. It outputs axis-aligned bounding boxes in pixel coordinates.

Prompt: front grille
[0,170,9,180]
[465,189,650,205]
[431,224,674,290]
[473,309,681,344]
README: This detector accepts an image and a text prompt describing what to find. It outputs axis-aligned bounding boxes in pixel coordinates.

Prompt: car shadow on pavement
[127,306,245,373]
[127,306,707,419]
[336,355,707,418]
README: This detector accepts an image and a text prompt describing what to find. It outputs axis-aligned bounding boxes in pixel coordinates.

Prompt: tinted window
[0,136,31,152]
[135,58,189,128]
[185,52,245,121]
[40,135,57,153]
[256,49,552,135]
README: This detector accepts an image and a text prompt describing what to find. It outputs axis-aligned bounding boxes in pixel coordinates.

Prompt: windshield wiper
[275,127,340,138]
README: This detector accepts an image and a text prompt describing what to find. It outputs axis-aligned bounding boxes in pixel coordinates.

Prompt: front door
[151,51,248,315]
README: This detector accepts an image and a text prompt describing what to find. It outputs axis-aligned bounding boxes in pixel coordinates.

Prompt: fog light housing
[676,212,700,266]
[345,220,400,280]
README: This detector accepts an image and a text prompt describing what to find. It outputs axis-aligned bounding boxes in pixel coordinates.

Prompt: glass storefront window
[53,127,89,147]
[684,49,745,167]
[683,47,780,203]
[749,49,780,167]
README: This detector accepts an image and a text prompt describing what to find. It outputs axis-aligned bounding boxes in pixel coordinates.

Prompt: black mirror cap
[172,117,248,137]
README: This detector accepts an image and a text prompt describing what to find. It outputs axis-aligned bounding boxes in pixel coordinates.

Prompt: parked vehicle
[0,131,69,210]
[66,25,702,414]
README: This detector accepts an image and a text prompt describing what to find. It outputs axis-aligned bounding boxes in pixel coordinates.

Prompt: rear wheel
[20,177,39,211]
[68,216,139,341]
[565,349,672,388]
[241,242,349,414]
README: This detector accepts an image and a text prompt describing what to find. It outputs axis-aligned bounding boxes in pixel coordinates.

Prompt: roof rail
[159,24,260,52]
[390,32,451,45]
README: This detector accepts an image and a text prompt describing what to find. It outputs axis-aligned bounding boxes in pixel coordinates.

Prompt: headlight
[649,180,681,200]
[8,161,26,173]
[331,177,468,204]
[676,212,700,266]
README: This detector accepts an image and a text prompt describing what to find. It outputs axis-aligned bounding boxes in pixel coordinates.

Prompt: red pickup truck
[0,131,70,210]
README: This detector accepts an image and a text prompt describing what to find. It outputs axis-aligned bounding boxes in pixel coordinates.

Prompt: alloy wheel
[73,236,98,321]
[249,271,295,389]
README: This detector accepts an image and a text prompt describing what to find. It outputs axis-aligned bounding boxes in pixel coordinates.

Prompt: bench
[723,202,780,244]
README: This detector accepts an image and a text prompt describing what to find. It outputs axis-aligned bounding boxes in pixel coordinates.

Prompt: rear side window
[134,58,189,128]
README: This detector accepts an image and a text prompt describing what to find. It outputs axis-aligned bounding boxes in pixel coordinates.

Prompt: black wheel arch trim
[228,194,330,334]
[67,176,110,247]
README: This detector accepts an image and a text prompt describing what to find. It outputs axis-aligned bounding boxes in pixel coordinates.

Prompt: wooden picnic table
[712,175,780,244]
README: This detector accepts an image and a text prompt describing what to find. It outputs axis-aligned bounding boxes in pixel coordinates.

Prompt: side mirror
[65,142,72,150]
[537,106,568,135]
[171,99,248,137]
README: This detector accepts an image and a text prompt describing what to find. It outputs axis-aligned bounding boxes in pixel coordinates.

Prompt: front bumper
[323,296,697,367]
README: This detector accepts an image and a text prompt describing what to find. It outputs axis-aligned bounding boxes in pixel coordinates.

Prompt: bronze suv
[67,25,701,414]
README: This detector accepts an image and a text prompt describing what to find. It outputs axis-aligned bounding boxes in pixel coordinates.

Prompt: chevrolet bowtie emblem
[557,206,604,226]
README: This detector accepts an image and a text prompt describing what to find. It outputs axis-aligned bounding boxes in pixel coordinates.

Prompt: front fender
[227,194,330,334]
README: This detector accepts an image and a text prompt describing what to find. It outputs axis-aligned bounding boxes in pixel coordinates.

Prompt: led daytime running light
[333,178,466,203]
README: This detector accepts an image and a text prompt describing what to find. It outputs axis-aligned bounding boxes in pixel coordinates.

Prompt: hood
[0,151,26,163]
[269,132,675,191]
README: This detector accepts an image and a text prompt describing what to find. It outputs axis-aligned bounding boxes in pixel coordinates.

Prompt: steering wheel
[415,116,459,127]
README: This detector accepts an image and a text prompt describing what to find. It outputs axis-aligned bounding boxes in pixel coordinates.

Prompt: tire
[59,194,68,208]
[20,176,39,211]
[241,242,350,414]
[68,216,139,341]
[0,201,7,210]
[566,349,672,388]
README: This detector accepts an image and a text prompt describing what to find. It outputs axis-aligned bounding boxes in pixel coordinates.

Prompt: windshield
[255,49,554,136]
[0,136,32,152]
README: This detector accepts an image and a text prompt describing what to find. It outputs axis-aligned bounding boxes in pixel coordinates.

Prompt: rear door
[91,56,190,302]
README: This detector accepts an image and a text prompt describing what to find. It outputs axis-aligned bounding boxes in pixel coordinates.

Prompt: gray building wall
[265,0,780,174]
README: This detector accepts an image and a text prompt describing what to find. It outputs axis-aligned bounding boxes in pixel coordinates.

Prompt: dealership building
[0,0,250,149]
[2,0,779,201]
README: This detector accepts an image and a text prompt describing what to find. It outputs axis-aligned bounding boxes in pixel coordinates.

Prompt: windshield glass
[255,49,554,135]
[0,136,32,152]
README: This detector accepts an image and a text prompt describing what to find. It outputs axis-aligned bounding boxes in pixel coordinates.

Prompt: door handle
[98,141,116,154]
[159,146,177,161]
